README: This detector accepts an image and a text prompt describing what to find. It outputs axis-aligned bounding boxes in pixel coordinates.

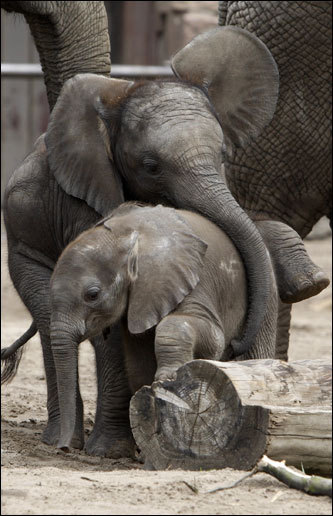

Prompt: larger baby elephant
[49,203,278,451]
[44,25,281,359]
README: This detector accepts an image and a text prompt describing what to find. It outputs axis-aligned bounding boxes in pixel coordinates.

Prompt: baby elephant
[50,202,278,448]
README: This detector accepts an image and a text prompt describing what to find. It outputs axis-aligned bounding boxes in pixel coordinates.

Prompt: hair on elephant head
[45,26,279,358]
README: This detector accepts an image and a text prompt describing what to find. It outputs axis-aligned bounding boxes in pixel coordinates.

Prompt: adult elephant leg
[7,247,84,448]
[85,323,135,458]
[256,220,330,303]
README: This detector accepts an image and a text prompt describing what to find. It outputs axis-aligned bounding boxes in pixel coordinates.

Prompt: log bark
[130,359,331,474]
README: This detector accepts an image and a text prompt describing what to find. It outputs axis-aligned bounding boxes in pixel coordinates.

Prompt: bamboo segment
[130,359,331,473]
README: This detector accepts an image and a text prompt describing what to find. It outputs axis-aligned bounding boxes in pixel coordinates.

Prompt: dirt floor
[1,216,332,515]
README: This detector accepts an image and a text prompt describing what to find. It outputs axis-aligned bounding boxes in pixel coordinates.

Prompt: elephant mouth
[85,314,114,340]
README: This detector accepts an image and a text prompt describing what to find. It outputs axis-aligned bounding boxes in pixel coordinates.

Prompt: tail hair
[1,347,24,384]
[1,322,37,384]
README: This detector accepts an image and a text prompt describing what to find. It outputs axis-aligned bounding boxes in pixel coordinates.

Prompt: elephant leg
[154,314,225,381]
[85,324,135,458]
[7,248,84,448]
[256,220,330,303]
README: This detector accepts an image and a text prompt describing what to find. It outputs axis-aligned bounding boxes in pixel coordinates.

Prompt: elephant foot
[84,430,136,458]
[154,367,178,382]
[42,420,84,450]
[256,220,330,303]
[41,421,60,446]
[281,268,330,304]
[69,430,85,450]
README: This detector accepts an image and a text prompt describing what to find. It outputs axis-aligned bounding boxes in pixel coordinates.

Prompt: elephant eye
[84,286,101,302]
[142,156,160,175]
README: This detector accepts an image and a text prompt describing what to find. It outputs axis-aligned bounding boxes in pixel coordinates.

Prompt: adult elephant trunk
[50,320,81,451]
[2,1,111,110]
[174,167,271,358]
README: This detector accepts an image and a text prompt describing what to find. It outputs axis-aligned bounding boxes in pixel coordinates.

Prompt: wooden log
[130,359,331,474]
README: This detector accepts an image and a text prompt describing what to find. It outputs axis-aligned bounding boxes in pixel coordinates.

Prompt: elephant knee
[154,316,196,379]
[156,316,196,348]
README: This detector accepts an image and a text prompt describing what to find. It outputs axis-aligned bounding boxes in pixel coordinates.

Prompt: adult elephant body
[219,1,332,356]
[2,15,281,457]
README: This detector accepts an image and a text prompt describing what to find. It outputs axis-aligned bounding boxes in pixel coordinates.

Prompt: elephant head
[45,26,279,358]
[50,203,208,450]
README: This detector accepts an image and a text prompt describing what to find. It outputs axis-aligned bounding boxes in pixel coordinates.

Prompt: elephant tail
[1,322,37,384]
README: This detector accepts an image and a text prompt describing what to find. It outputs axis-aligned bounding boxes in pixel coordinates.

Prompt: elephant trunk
[174,168,272,357]
[2,1,111,110]
[50,321,80,451]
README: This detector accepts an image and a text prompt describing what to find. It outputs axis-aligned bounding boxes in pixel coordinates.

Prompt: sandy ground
[1,216,332,515]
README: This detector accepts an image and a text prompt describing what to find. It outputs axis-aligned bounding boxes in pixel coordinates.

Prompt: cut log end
[130,360,268,470]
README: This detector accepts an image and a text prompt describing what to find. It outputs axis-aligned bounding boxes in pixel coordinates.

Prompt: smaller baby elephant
[51,201,278,382]
[50,202,278,448]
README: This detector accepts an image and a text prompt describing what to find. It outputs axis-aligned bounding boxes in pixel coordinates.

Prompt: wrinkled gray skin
[49,203,278,451]
[2,14,282,459]
[218,1,332,358]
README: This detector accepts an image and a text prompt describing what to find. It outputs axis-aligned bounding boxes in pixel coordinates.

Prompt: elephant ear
[108,204,208,334]
[45,73,133,216]
[171,26,279,148]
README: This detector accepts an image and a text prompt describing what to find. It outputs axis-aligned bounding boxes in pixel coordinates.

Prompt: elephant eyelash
[83,286,101,303]
[142,157,160,175]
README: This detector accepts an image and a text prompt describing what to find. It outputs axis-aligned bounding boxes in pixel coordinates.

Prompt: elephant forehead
[124,82,214,125]
[58,229,115,267]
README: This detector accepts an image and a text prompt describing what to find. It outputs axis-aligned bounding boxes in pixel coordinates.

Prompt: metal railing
[1,63,173,78]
